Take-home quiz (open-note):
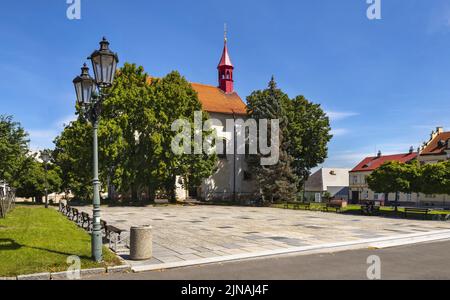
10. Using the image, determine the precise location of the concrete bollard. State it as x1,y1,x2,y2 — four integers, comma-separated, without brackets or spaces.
129,225,153,261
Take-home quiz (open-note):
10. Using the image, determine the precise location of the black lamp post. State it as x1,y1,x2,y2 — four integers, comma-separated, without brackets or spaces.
40,150,51,209
73,37,119,262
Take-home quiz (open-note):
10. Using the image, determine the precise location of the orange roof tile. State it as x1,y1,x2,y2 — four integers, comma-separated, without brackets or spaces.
190,82,246,116
350,152,418,173
146,77,247,116
421,132,450,155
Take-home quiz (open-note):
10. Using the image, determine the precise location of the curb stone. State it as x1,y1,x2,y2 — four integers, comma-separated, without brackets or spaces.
0,277,17,281
107,265,131,274
17,272,51,280
80,267,106,277
50,271,73,280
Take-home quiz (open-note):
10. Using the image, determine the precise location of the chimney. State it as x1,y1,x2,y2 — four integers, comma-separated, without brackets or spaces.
377,150,382,158
437,127,444,134
409,146,414,154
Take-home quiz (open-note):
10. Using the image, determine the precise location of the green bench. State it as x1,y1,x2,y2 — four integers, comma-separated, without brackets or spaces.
404,208,430,220
284,201,311,210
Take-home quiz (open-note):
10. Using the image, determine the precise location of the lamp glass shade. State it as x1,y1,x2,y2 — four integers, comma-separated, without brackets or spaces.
89,37,119,87
73,64,95,105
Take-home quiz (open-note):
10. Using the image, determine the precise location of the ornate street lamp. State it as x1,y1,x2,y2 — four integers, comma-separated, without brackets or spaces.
73,63,95,106
73,37,119,262
89,37,119,88
40,150,51,209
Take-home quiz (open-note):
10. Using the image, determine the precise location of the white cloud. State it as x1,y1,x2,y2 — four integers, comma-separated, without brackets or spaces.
28,114,77,150
326,111,359,121
330,128,349,137
320,151,372,169
28,129,57,139
57,115,77,130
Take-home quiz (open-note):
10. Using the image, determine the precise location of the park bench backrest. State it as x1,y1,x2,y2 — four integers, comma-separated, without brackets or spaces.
405,208,429,213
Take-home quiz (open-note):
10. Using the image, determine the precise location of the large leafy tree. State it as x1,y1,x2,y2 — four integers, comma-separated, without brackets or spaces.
54,64,217,203
367,161,411,211
246,77,331,203
150,71,217,202
100,63,155,202
421,161,450,196
285,96,332,187
246,77,298,203
0,115,29,187
53,119,93,201
15,156,62,202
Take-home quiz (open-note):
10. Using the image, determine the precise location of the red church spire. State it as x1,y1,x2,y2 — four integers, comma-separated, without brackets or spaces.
218,25,234,93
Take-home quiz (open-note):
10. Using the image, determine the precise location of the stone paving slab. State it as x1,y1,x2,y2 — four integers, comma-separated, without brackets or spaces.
76,205,450,270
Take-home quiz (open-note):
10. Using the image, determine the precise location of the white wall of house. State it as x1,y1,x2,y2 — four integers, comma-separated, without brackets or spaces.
348,170,418,204
304,168,350,202
176,112,258,201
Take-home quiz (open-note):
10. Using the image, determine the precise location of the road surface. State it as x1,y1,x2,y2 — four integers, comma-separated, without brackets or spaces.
90,240,450,280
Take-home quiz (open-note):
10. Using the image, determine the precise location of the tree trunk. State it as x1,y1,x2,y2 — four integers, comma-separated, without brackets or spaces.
395,191,399,213
147,184,156,204
131,185,138,203
168,175,177,204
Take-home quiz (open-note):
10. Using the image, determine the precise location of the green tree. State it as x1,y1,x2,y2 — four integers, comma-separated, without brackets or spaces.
246,77,298,203
367,161,411,211
0,115,29,187
15,157,62,202
100,63,155,202
421,161,449,196
53,118,93,201
150,71,217,203
284,96,332,187
54,64,217,203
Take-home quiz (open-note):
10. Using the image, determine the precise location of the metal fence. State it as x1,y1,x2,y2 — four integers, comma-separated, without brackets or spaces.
0,187,16,218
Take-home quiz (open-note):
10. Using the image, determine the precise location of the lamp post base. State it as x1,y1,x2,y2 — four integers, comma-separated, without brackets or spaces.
91,229,103,262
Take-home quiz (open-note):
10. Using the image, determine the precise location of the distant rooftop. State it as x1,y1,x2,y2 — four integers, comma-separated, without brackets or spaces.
350,152,418,173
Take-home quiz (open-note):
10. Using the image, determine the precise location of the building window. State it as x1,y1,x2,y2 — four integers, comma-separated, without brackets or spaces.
243,171,252,181
363,191,369,200
315,193,322,203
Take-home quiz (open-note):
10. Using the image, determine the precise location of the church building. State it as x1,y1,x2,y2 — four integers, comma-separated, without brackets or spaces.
175,36,258,202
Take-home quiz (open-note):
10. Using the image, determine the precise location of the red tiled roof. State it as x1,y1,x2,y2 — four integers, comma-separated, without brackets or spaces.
147,76,247,116
350,152,418,173
190,82,246,115
421,132,450,156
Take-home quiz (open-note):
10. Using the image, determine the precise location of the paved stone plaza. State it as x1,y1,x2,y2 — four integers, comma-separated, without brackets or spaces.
78,205,450,269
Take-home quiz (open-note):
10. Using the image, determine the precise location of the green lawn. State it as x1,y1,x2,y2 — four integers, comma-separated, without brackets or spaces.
272,203,450,217
0,206,121,277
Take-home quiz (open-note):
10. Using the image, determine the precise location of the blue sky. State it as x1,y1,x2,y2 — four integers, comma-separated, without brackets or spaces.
1,0,450,168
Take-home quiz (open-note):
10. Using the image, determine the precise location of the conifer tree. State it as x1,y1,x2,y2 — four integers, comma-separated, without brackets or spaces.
246,77,298,203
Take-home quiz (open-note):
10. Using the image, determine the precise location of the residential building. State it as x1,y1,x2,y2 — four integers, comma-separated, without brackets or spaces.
417,127,450,207
348,149,418,205
304,168,350,202
419,127,450,164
